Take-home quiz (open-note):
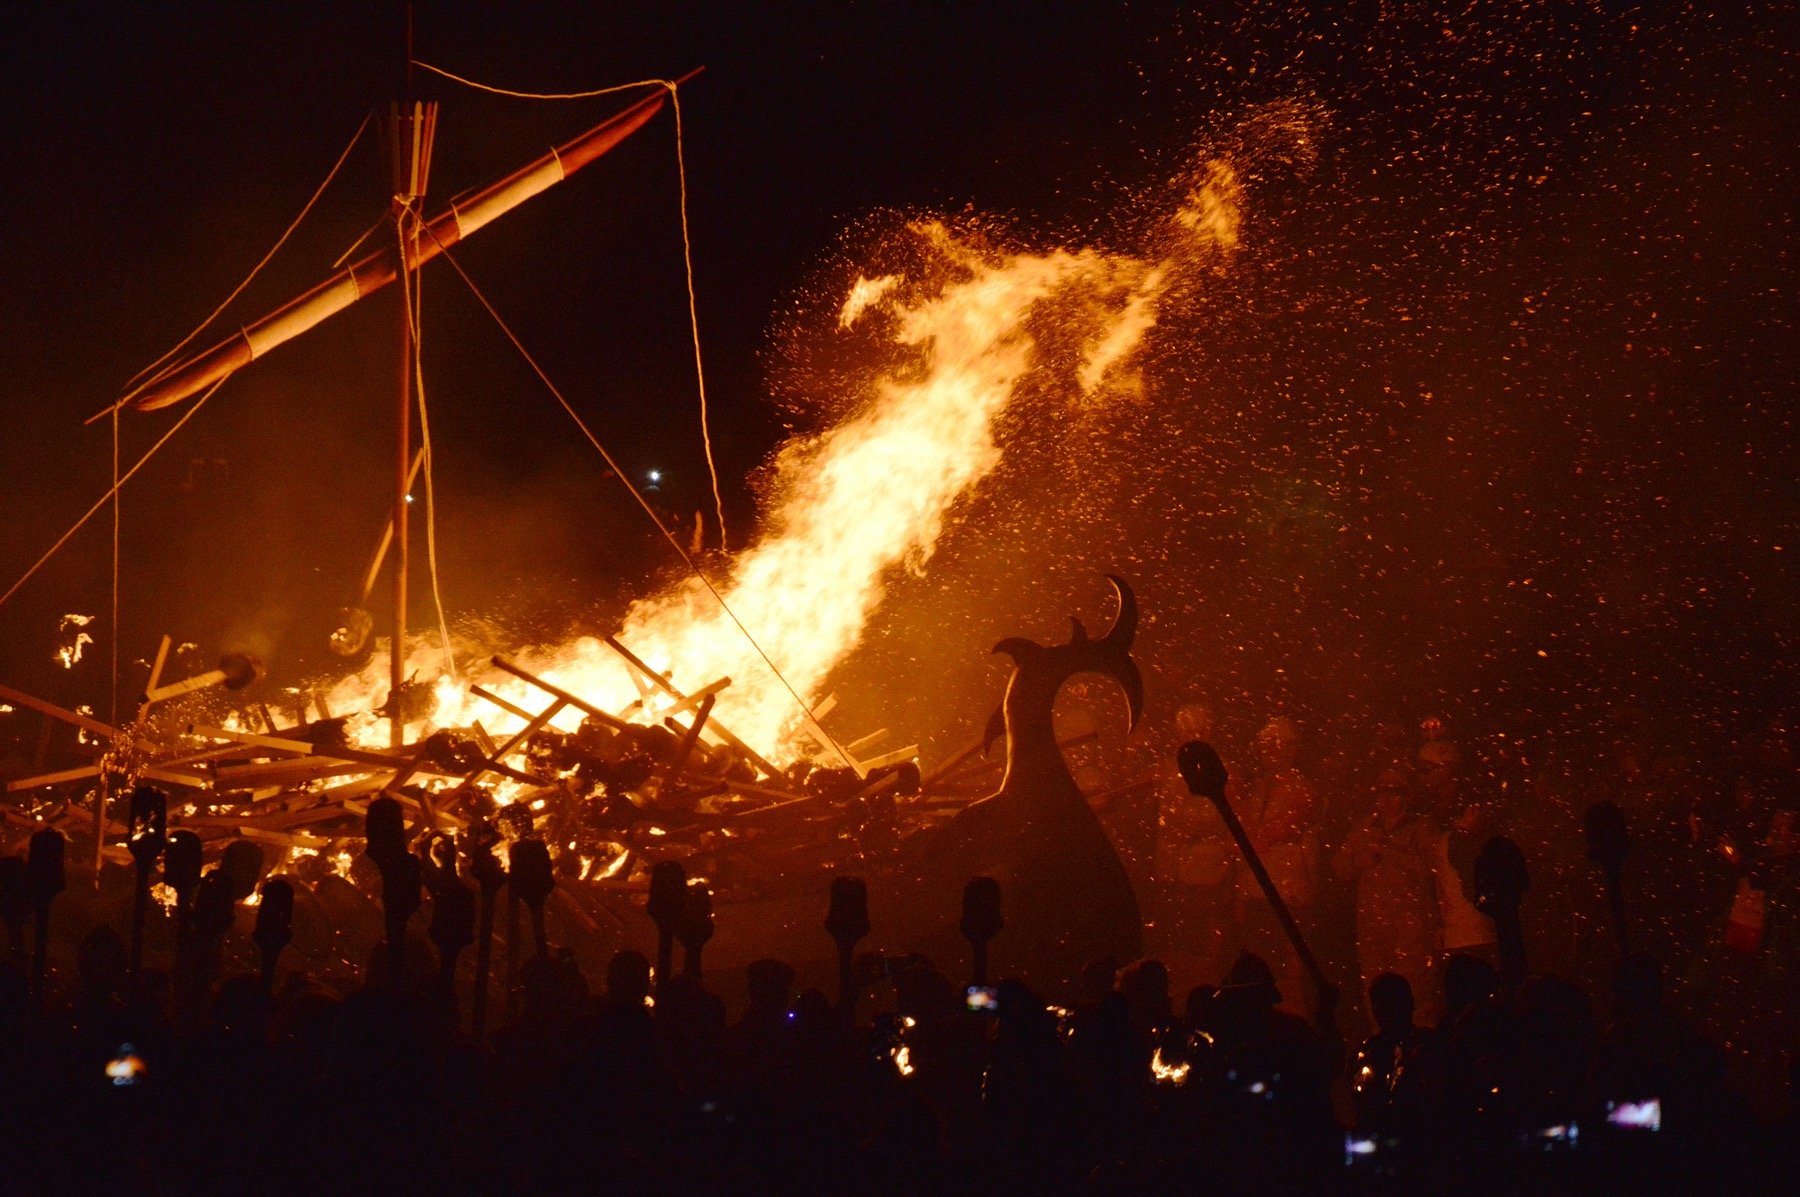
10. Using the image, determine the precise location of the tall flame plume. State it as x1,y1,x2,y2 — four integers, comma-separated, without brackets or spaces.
330,153,1264,761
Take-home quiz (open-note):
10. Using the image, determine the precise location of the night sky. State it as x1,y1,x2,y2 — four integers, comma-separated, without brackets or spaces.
0,3,1793,772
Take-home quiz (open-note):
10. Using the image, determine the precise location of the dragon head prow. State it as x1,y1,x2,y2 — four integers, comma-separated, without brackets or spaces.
983,576,1144,755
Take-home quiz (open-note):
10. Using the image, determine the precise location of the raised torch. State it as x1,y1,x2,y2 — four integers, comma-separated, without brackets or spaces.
91,69,701,424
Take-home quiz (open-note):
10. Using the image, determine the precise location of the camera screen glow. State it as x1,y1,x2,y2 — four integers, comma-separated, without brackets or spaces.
1607,1099,1662,1131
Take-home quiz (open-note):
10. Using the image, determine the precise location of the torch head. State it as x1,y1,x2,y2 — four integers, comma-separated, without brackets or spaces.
164,830,204,898
27,829,65,905
253,878,295,953
221,840,267,902
646,860,688,930
510,840,555,905
219,653,265,691
364,796,408,867
128,786,169,864
960,875,1004,944
825,875,871,944
679,881,715,950
1177,740,1230,803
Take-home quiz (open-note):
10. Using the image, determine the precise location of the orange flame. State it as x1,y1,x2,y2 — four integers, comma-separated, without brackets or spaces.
328,154,1260,763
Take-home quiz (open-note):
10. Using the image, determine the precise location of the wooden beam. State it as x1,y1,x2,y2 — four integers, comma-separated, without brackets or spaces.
595,640,780,779
489,657,629,730
0,683,117,742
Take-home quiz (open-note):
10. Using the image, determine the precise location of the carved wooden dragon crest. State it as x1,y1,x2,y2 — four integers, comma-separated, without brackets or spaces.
911,575,1145,981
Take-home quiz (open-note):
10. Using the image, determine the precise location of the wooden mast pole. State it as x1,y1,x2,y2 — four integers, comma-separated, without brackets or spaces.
386,4,435,746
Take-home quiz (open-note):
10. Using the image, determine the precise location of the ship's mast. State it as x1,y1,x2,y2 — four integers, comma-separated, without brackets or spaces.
384,3,436,745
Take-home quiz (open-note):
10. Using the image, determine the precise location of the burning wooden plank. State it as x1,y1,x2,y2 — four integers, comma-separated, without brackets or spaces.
142,652,264,706
594,640,780,779
184,724,320,757
5,764,103,793
469,684,535,723
3,762,208,794
212,759,375,790
656,692,716,795
662,677,730,719
858,745,920,772
490,656,630,731
0,683,124,744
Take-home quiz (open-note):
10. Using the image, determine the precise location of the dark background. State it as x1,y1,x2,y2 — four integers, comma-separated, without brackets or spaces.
0,2,1793,771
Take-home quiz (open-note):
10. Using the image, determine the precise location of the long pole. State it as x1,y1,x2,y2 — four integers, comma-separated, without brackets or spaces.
387,4,432,746
1177,741,1330,997
389,5,413,748
390,196,414,747
94,78,690,424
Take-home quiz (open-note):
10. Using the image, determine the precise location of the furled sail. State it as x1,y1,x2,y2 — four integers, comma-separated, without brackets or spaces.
95,74,694,422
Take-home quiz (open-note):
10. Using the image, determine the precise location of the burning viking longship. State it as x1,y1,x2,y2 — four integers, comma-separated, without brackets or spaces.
2,56,1265,1002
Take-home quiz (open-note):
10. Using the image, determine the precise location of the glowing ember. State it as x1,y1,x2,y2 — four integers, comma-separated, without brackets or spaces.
56,613,95,669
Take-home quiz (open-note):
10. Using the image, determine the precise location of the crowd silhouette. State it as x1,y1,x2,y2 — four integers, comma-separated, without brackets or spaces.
1,717,1797,1196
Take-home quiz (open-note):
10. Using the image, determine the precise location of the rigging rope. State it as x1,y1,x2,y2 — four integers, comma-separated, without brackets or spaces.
110,407,120,729
411,60,730,551
425,233,854,771
402,209,458,680
0,380,226,610
123,113,371,398
11,115,369,615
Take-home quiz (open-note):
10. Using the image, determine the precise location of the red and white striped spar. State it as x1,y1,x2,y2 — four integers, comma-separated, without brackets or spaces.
90,69,700,424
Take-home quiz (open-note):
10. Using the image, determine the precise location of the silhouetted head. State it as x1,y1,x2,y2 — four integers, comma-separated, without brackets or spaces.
663,972,725,1025
521,949,587,1022
1080,956,1121,1005
77,925,128,1006
1419,731,1461,804
213,973,275,1036
1220,951,1281,1009
1256,717,1301,767
1368,972,1415,1036
791,987,833,1036
994,979,1054,1041
746,957,796,1014
1175,702,1215,741
605,949,652,1007
1612,952,1664,1015
1443,953,1499,1021
1374,768,1412,826
1116,958,1172,1032
894,961,954,1023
